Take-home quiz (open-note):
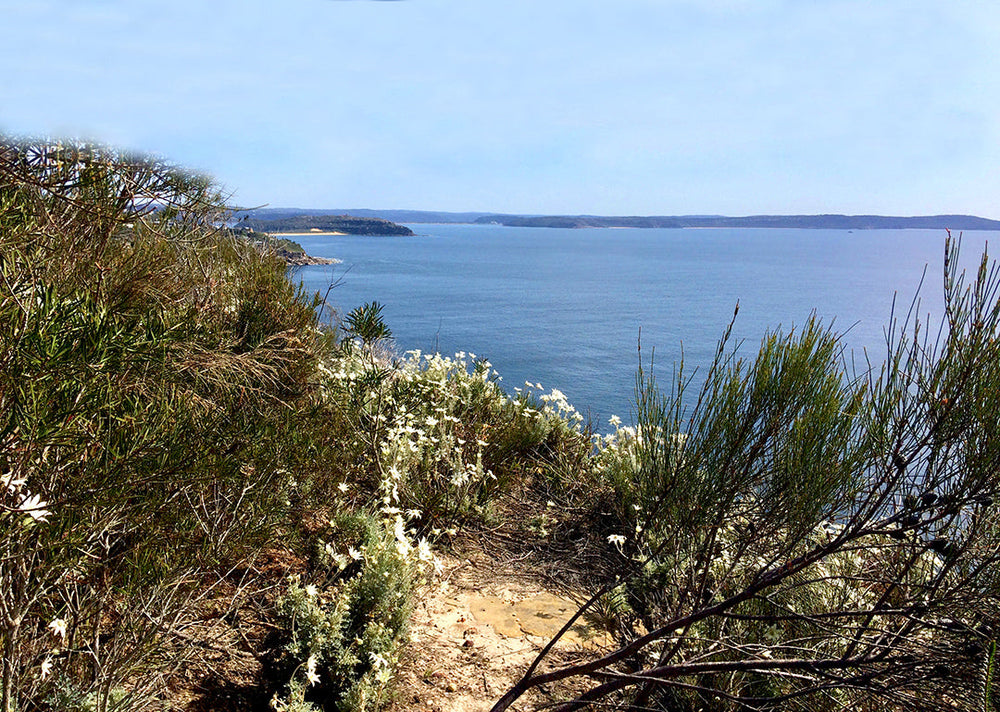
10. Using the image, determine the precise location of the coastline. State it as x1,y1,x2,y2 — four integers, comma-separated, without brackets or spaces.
276,230,349,236
274,232,344,264
284,253,341,266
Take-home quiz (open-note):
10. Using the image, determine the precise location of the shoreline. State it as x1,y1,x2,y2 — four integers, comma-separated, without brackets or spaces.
285,254,341,266
274,230,348,236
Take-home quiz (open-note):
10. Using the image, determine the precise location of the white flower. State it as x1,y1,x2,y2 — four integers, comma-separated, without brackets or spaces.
348,546,364,561
417,537,433,562
305,654,320,686
607,534,627,551
394,517,412,557
40,656,53,680
369,651,389,669
17,493,50,521
304,584,318,598
48,618,68,642
608,415,622,428
1,471,26,494
338,482,350,493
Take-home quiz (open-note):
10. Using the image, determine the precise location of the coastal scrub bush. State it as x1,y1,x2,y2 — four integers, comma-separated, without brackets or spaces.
270,511,413,712
494,237,1000,712
318,328,595,537
0,137,329,711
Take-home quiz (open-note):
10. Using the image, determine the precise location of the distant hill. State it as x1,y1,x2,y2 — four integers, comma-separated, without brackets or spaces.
239,214,414,236
473,214,1000,231
473,215,685,229
237,209,1000,231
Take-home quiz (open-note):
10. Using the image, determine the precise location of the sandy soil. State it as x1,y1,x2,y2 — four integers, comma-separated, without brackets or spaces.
391,552,610,712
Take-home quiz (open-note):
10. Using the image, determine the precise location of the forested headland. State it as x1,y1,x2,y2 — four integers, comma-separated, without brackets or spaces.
240,214,414,236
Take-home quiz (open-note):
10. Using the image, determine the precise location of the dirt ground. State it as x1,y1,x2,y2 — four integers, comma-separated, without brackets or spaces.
391,548,611,712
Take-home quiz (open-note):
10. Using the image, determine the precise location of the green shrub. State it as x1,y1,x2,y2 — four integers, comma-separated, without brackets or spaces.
318,329,595,536
495,239,1000,712
0,137,330,711
271,511,413,712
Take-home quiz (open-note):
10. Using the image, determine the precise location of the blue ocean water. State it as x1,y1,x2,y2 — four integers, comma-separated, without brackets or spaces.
290,225,995,427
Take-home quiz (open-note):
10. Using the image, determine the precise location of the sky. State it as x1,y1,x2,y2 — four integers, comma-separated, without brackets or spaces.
2,0,999,217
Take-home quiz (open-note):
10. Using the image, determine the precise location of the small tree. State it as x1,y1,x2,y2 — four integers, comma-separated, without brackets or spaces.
494,235,1000,712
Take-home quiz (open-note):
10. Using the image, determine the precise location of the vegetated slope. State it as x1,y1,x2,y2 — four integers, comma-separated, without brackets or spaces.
0,136,598,712
233,228,340,265
0,137,335,710
4,136,1000,712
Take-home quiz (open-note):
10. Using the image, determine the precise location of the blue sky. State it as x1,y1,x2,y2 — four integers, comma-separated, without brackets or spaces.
2,0,998,216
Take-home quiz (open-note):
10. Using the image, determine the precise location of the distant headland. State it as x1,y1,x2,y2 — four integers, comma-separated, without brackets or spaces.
239,213,415,236
241,208,1000,232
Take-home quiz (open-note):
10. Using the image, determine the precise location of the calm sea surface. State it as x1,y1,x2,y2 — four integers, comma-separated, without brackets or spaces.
290,225,995,427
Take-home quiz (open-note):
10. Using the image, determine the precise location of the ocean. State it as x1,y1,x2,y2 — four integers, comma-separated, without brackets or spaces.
290,224,995,428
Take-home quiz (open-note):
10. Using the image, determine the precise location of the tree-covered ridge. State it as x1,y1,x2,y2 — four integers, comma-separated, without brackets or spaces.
240,214,415,236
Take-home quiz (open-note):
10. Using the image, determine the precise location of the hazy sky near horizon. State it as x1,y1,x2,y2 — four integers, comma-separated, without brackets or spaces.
3,0,999,216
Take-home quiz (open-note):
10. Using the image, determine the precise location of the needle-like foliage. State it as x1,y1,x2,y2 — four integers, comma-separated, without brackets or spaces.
494,235,1000,712
0,136,325,712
